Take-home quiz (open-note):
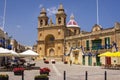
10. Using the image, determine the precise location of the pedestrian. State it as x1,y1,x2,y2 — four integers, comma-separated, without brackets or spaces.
70,59,72,66
43,57,46,61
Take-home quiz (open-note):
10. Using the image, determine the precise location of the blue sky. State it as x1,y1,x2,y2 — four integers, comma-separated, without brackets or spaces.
0,0,120,46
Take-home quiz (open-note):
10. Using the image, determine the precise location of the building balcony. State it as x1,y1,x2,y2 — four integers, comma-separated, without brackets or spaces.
84,45,113,54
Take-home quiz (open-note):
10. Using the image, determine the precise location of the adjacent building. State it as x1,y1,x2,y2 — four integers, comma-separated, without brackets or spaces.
37,4,120,66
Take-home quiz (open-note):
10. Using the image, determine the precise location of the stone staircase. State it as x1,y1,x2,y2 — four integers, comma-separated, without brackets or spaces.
46,56,62,61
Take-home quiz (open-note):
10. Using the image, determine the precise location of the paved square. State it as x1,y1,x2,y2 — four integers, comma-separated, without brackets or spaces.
0,61,120,80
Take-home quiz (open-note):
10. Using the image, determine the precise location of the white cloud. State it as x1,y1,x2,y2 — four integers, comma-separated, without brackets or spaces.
39,4,43,9
47,7,57,16
16,25,21,28
38,4,58,16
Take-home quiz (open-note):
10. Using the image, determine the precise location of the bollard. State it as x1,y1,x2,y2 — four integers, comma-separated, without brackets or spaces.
22,71,24,80
85,71,88,80
64,71,66,80
104,71,107,80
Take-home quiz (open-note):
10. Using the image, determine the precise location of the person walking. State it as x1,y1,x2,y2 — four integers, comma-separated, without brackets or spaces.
70,59,72,66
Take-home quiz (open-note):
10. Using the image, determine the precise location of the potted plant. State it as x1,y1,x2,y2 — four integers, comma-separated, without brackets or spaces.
44,60,49,64
52,61,55,64
64,61,68,64
35,74,49,80
40,67,50,75
51,59,55,64
13,67,24,75
0,74,9,80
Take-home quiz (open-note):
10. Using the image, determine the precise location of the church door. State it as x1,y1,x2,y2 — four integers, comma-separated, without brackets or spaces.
49,49,54,56
82,55,85,65
88,56,92,66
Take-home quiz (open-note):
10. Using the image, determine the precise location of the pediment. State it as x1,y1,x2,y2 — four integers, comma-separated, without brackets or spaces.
92,24,102,32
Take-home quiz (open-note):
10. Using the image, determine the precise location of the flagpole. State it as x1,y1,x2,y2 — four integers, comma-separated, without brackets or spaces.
3,0,7,30
96,0,99,25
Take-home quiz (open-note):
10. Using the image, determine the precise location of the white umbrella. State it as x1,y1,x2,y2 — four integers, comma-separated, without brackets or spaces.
0,47,12,65
19,50,39,57
19,50,39,63
9,50,19,57
0,47,12,56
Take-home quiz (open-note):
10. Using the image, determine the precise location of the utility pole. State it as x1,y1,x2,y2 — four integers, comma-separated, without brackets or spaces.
3,0,7,30
96,0,99,25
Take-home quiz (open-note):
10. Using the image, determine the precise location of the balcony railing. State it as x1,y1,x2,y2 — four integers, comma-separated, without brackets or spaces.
83,45,114,53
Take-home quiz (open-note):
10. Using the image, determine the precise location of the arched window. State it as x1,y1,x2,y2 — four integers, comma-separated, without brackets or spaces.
45,35,55,45
40,20,43,26
74,29,76,35
58,17,61,24
39,47,41,50
45,21,47,25
64,18,66,25
39,33,42,36
49,36,55,42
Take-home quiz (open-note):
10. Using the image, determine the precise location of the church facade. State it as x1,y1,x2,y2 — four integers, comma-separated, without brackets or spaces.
37,4,120,66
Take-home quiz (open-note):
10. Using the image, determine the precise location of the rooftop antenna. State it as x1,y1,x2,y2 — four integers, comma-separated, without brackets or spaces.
3,0,7,30
96,0,99,25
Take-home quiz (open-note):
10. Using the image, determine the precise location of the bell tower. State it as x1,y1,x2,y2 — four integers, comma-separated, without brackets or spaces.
37,4,67,60
38,8,48,27
56,4,67,26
